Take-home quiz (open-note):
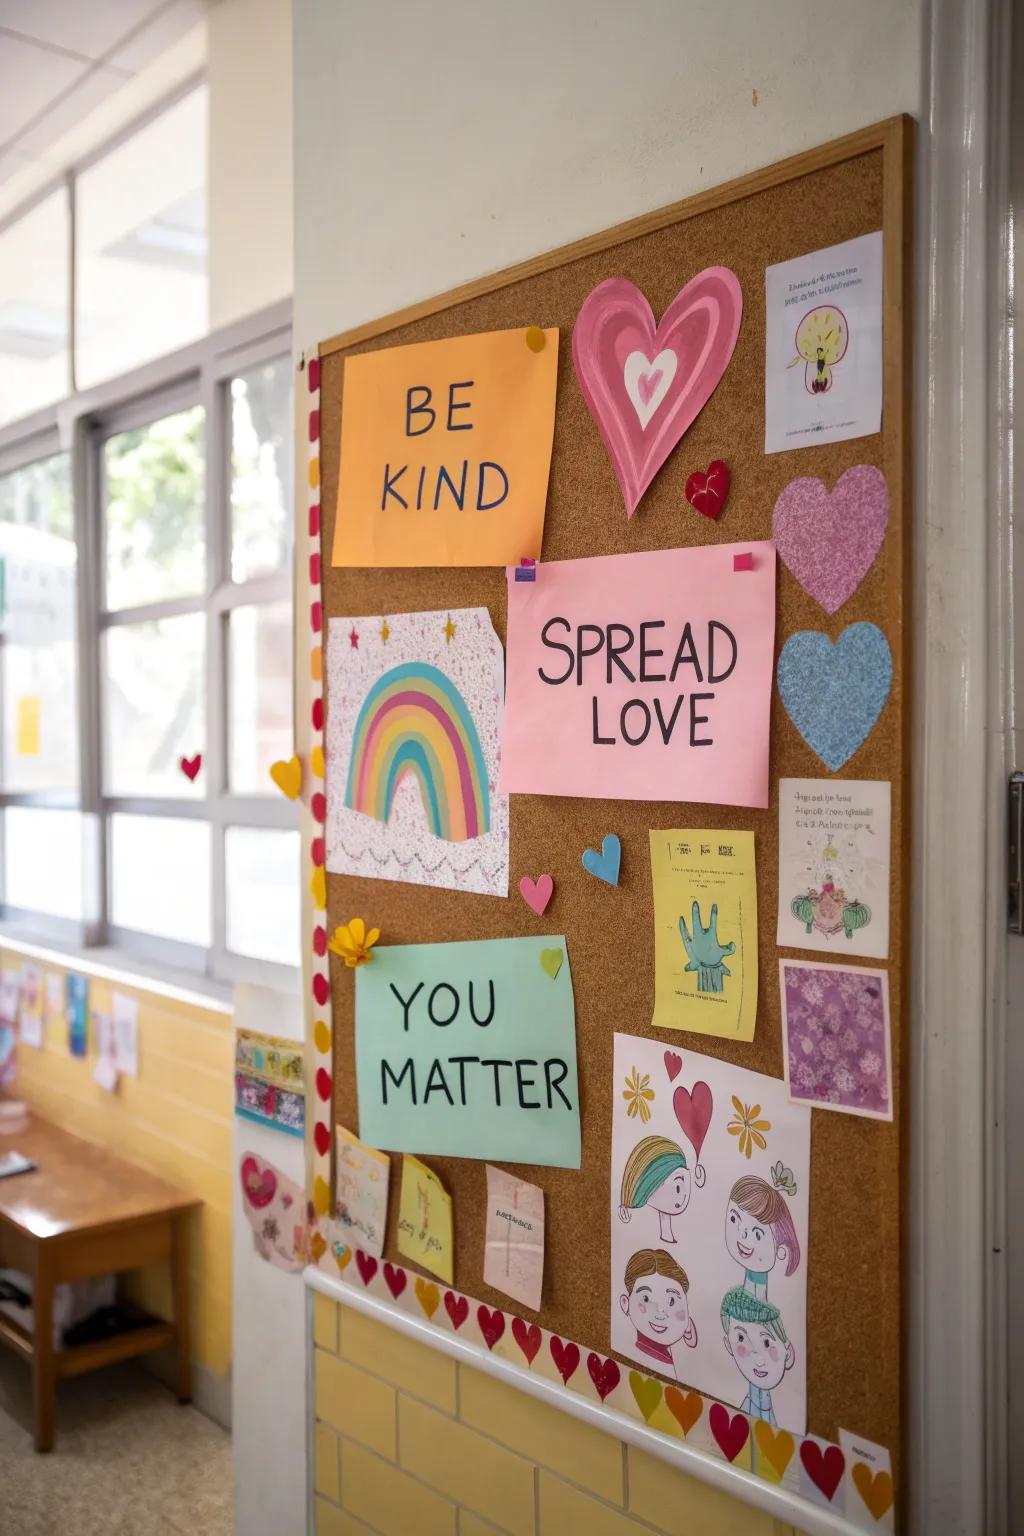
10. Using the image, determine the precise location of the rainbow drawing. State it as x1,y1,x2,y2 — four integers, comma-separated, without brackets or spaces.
344,662,490,842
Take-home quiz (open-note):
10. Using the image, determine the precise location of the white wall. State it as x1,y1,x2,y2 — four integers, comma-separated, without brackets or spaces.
293,0,922,348
208,0,294,327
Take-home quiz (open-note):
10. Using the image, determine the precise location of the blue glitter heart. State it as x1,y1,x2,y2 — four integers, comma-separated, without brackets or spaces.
777,623,892,771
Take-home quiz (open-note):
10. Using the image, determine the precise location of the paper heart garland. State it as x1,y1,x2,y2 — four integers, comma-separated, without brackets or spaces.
773,465,888,614
511,1317,541,1364
581,833,621,887
685,460,731,521
754,1421,795,1479
270,754,303,799
709,1402,750,1462
852,1463,895,1519
477,1304,505,1351
414,1277,440,1319
664,1385,703,1436
383,1262,406,1300
355,1251,378,1287
549,1335,580,1385
444,1291,468,1330
672,1079,713,1162
777,622,892,771
629,1371,663,1422
573,271,743,516
519,874,554,916
240,1155,276,1209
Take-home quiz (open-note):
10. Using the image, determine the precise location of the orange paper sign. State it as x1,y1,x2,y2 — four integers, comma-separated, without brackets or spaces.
332,327,559,567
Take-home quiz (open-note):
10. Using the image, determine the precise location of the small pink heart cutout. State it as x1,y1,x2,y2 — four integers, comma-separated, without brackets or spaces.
519,874,554,916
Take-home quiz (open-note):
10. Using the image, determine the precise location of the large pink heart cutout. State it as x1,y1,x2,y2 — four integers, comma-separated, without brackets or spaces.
572,271,743,517
773,464,889,615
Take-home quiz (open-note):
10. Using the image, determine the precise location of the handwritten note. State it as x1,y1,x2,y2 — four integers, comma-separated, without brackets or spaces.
335,1125,390,1258
484,1165,544,1310
501,544,776,807
333,327,559,568
397,1155,453,1283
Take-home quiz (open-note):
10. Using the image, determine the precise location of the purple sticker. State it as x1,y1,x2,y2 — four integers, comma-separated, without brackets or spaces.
779,960,892,1122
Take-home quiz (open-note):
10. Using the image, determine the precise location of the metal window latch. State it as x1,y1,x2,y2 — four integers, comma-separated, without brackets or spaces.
1010,773,1024,933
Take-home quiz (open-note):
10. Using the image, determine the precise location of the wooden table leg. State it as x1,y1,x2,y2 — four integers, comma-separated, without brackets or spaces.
32,1243,55,1453
170,1213,192,1404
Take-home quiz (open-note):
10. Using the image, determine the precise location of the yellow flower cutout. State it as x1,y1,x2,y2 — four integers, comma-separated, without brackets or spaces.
623,1067,655,1123
329,917,380,967
727,1095,771,1159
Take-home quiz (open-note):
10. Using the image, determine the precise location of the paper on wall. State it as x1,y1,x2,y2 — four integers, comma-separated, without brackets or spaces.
501,544,776,808
764,232,883,454
92,1012,118,1093
650,829,758,1041
335,1124,390,1258
0,970,20,1027
397,1154,453,1283
610,1032,810,1434
838,1427,895,1532
18,964,43,1048
355,936,580,1168
777,778,890,960
45,972,63,1023
780,960,892,1122
112,992,139,1076
332,327,559,568
483,1164,544,1311
326,607,509,898
66,973,88,1058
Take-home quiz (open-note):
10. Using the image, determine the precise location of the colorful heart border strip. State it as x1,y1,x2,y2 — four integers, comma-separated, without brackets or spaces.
303,346,891,1533
306,352,333,1227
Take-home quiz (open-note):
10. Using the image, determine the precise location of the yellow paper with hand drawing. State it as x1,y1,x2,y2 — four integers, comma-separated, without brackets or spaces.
397,1154,453,1284
650,829,757,1041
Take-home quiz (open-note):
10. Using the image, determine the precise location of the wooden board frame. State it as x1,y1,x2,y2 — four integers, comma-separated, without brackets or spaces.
310,114,913,1511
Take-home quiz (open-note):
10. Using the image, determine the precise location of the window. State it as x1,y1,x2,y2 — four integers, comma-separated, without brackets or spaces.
0,188,71,427
0,302,296,981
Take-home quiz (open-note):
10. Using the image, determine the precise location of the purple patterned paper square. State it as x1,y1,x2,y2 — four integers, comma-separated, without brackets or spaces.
779,960,892,1122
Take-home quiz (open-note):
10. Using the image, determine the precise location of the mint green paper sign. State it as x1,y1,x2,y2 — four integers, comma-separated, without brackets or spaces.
355,936,580,1168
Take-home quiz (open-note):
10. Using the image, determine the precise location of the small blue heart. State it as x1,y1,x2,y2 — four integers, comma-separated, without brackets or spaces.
777,622,892,771
581,833,621,887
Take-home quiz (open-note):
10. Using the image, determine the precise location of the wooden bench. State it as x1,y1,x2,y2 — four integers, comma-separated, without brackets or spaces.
0,1114,200,1451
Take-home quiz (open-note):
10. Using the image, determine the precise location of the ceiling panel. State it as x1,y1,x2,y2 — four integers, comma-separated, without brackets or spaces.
0,30,86,147
16,64,127,159
0,0,163,63
107,0,208,74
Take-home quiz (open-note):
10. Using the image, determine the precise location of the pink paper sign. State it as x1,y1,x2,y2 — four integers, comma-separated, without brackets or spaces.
483,1165,545,1311
500,544,776,807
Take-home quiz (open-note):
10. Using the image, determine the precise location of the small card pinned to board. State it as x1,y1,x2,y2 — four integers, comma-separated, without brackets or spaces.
397,1154,453,1284
483,1165,544,1311
335,1124,390,1259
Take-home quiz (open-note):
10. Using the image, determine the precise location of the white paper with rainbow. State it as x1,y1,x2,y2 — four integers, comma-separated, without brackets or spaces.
325,607,509,897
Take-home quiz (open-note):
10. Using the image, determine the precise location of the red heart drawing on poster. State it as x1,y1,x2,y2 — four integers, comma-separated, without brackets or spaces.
549,1335,580,1385
180,753,202,782
709,1402,749,1462
444,1291,468,1330
477,1305,505,1351
663,1050,682,1082
355,1250,377,1287
799,1440,845,1501
240,1155,276,1209
672,1080,713,1161
685,459,731,520
586,1352,621,1402
511,1317,541,1364
383,1262,406,1300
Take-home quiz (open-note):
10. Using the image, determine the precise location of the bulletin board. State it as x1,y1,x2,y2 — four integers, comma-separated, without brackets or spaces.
316,117,912,1467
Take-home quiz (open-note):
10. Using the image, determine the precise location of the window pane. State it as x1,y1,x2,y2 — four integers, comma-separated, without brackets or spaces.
4,808,83,919
111,813,210,946
230,359,292,582
76,86,208,389
225,826,300,965
0,187,70,427
104,404,205,609
0,453,78,790
228,601,292,792
104,614,204,797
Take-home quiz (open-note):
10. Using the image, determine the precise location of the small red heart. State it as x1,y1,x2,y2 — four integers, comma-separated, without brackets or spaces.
672,1080,714,1163
312,974,329,1006
383,1262,406,1300
799,1440,845,1501
315,1068,331,1102
180,753,202,782
240,1155,276,1208
549,1335,580,1385
664,1050,682,1082
444,1291,468,1330
586,1352,621,1401
685,459,730,520
313,1122,331,1156
355,1250,377,1287
313,926,328,956
477,1304,506,1350
709,1402,749,1462
511,1316,541,1364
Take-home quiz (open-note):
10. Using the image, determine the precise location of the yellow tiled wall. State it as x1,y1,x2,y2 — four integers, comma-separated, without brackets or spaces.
313,1294,798,1536
5,956,233,1387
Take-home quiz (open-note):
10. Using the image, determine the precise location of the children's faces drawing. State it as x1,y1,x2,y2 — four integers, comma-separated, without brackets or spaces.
610,1033,811,1433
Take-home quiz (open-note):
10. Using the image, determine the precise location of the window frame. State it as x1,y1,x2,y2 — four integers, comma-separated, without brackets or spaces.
0,297,298,987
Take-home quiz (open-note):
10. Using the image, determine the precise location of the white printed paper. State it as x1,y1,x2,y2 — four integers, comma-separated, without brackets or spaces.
18,964,44,1048
777,778,890,960
765,232,883,453
92,1012,119,1093
112,992,139,1076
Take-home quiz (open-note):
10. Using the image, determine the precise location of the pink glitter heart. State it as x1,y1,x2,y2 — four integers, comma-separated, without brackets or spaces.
773,465,888,616
573,271,743,517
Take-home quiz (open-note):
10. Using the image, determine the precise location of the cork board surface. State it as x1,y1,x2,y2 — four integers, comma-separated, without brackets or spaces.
320,125,910,1458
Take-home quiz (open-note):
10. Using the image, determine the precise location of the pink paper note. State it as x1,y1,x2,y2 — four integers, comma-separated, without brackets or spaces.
500,544,776,808
483,1165,544,1311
